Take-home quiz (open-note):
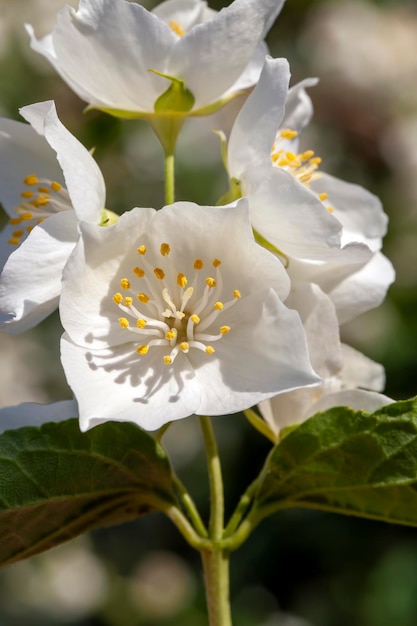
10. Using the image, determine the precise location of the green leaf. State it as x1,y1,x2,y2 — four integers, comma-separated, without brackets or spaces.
0,419,176,567
254,398,417,526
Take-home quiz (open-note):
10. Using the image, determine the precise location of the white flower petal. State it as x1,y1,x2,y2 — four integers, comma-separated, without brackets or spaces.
281,77,318,136
341,344,385,392
167,0,284,108
308,389,393,416
228,57,290,178
329,251,395,324
0,400,78,434
0,117,63,216
152,0,211,30
61,335,201,432
0,211,78,333
310,172,388,249
20,101,105,223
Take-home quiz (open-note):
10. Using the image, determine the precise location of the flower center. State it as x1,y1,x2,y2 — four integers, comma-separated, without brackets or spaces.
271,129,334,212
112,242,241,365
6,173,71,245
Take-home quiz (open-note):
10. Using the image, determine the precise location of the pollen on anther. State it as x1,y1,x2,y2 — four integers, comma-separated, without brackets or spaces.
20,212,33,221
8,238,20,245
318,192,328,201
154,267,165,280
120,278,130,290
177,273,188,288
9,217,22,225
136,345,149,355
33,194,50,207
280,128,298,140
51,181,62,192
118,317,129,328
180,342,189,352
133,266,145,278
124,297,133,306
212,258,221,268
163,355,173,365
205,346,215,354
214,301,224,311
166,329,176,340
20,191,33,198
206,277,216,288
194,259,204,270
233,290,241,299
137,319,147,328
113,292,123,305
138,292,150,303
220,325,231,335
12,230,24,237
38,186,50,194
191,314,200,324
169,19,185,37
24,174,39,186
137,245,146,255
160,243,170,256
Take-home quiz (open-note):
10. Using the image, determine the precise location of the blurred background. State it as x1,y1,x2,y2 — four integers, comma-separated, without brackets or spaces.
1,0,417,624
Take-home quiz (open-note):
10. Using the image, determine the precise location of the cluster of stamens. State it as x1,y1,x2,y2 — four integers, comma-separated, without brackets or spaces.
272,129,334,213
112,242,241,365
7,174,70,245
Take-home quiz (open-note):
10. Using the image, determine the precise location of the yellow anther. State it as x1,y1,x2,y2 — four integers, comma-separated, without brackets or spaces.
8,238,20,245
318,192,328,201
138,293,150,303
9,217,22,225
214,302,224,311
310,157,322,166
120,278,130,290
20,191,33,198
233,290,241,299
280,128,298,140
37,217,46,224
205,277,217,288
163,355,173,365
26,226,34,233
38,186,50,194
301,150,314,161
278,158,289,166
191,314,200,324
299,173,312,183
205,346,215,355
286,151,297,161
194,259,204,270
133,266,145,278
51,181,62,192
20,212,33,221
24,174,39,186
33,194,49,206
212,258,222,268
12,230,24,237
169,19,185,37
136,345,149,355
177,273,188,288
137,245,146,255
160,243,170,256
166,329,176,341
137,319,147,328
118,317,129,328
327,206,334,213
220,325,231,335
124,297,133,306
180,342,189,352
113,292,123,305
154,267,165,280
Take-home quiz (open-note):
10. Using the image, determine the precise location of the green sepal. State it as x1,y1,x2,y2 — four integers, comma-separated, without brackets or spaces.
252,398,417,527
0,419,176,567
151,70,195,114
216,178,242,206
253,228,289,268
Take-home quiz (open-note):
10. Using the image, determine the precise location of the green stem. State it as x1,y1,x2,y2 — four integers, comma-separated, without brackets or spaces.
165,505,211,551
199,416,224,541
165,150,175,205
223,477,259,538
201,547,233,626
172,474,209,539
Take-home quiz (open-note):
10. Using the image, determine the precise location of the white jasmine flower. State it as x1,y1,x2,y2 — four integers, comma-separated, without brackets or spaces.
258,284,392,438
60,200,320,431
0,100,114,333
27,0,284,119
226,56,394,317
